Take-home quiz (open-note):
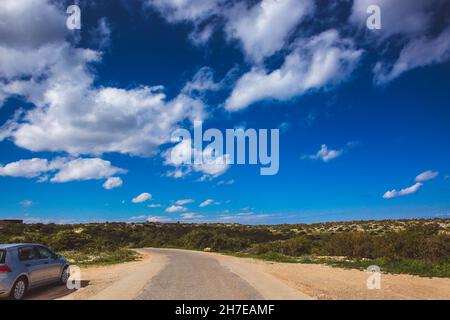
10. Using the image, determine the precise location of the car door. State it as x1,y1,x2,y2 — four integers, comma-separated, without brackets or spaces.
17,246,47,286
34,246,61,281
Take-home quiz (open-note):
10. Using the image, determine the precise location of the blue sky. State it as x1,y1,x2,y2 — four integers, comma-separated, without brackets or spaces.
0,0,449,224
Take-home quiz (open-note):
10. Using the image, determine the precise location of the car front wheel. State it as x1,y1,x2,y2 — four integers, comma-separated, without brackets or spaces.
10,277,27,300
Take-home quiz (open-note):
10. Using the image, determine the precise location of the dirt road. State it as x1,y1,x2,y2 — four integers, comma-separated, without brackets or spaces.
137,248,262,300
137,248,310,300
25,248,450,300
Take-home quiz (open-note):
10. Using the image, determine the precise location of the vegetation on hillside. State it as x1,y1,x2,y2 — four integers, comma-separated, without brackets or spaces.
0,218,449,276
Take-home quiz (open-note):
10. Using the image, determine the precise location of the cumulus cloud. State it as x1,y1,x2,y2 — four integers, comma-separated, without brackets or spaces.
350,0,437,38
351,0,450,84
163,138,230,179
225,30,362,110
304,144,343,162
175,199,195,205
2,81,205,156
165,205,187,213
146,0,224,23
147,1,379,111
199,199,215,208
373,28,450,84
0,0,66,79
132,193,153,203
148,203,162,208
148,0,313,62
51,158,126,183
0,0,206,158
181,212,204,219
415,170,439,182
146,216,173,222
130,215,172,222
224,0,314,62
143,0,450,96
302,142,358,162
0,157,125,184
383,182,423,199
0,158,51,178
384,169,439,199
103,177,123,190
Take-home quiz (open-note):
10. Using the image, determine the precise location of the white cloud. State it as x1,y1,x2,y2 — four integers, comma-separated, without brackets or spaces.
163,138,230,179
373,28,450,84
218,212,271,222
350,0,437,38
163,138,193,168
0,0,206,158
0,43,66,80
90,17,111,50
146,216,173,223
181,212,204,219
146,0,223,23
225,30,362,110
175,199,195,205
383,182,423,199
303,144,343,162
199,199,215,208
384,169,439,199
132,192,153,203
20,200,33,207
181,67,221,97
0,158,50,178
351,0,450,84
148,204,162,208
147,216,172,222
145,0,226,46
217,179,234,186
415,170,439,182
0,0,66,79
159,0,450,90
130,215,172,222
196,146,230,177
148,0,313,63
103,177,123,190
165,205,187,213
129,215,148,220
51,158,126,183
224,0,314,62
0,157,125,184
3,83,205,156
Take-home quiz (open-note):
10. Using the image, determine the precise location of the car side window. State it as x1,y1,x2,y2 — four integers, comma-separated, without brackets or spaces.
18,247,37,261
35,246,54,259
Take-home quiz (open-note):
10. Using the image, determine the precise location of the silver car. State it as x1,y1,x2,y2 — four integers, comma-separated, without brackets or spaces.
0,244,70,300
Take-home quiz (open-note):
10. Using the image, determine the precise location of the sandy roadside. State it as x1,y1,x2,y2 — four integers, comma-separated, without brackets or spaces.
57,249,167,300
208,253,450,300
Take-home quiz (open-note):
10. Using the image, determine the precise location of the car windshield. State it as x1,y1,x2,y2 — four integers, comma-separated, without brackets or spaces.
0,250,5,264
